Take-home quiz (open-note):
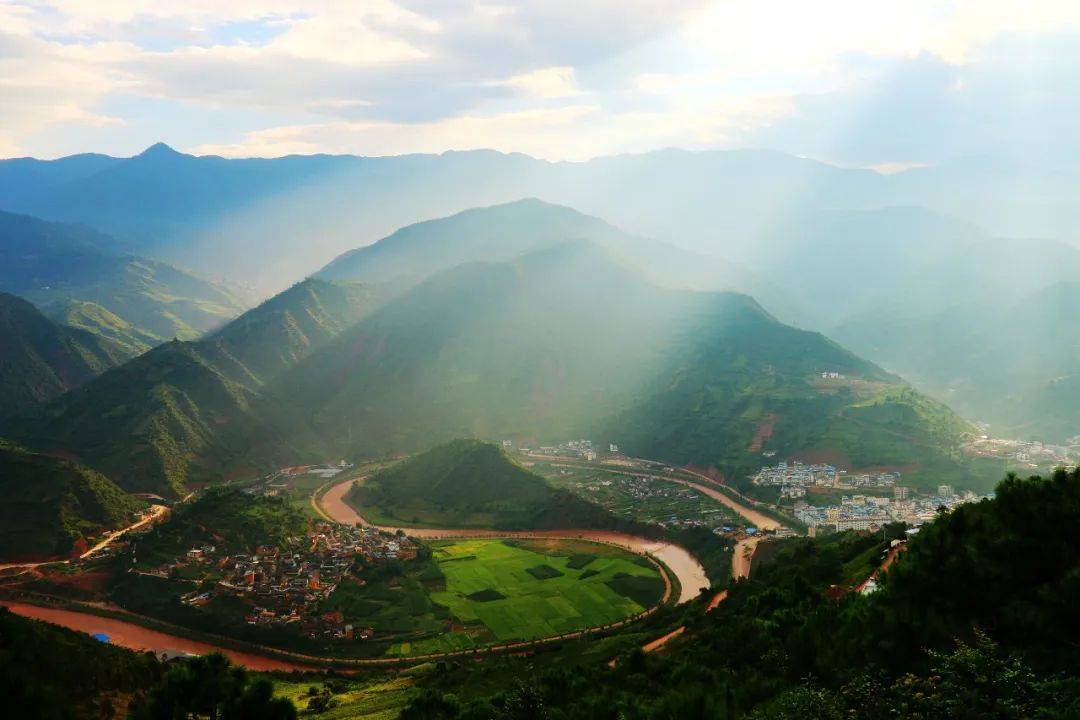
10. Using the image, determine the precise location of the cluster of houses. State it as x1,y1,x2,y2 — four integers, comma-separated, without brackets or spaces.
246,461,355,497
793,484,990,533
754,460,900,500
564,472,733,531
170,522,416,641
514,438,608,462
964,436,1079,468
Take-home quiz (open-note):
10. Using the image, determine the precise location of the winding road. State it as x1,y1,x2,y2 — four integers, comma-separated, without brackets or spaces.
0,504,170,575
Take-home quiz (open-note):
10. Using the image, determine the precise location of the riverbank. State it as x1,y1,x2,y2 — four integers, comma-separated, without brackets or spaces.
321,477,709,603
1,601,317,672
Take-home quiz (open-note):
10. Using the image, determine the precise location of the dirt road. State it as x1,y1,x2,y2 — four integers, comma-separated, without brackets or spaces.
0,504,170,575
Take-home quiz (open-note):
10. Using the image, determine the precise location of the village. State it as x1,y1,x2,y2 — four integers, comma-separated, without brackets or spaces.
964,433,1080,469
153,521,418,642
505,436,626,464
753,459,900,499
791,483,990,533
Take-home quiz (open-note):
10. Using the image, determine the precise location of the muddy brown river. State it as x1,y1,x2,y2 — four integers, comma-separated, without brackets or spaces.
319,478,710,603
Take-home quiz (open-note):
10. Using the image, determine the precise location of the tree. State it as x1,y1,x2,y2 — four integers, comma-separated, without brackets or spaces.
128,653,296,720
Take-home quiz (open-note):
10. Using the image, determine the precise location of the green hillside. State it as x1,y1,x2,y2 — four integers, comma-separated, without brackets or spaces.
8,341,291,497
0,607,164,719
0,210,248,351
275,242,982,491
4,278,382,496
0,292,129,417
52,300,163,357
348,439,647,531
132,486,307,567
202,277,381,387
0,439,141,561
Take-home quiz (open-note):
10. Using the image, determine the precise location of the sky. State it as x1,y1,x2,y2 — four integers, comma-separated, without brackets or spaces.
2,1,1080,167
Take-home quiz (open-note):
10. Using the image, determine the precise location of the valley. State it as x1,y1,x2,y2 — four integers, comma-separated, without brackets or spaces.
1,141,1077,719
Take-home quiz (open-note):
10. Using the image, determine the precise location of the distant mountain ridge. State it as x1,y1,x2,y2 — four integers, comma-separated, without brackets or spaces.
4,202,993,496
0,210,248,353
835,277,1080,442
317,198,798,321
8,143,1076,299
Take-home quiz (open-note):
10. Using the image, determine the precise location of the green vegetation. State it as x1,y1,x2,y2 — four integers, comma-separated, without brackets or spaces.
539,465,742,529
6,277,381,496
391,539,663,655
0,210,247,350
203,277,382,387
836,275,1080,444
9,341,295,496
273,676,416,720
131,487,307,567
0,606,164,720
55,300,162,357
348,440,653,533
399,468,1080,718
128,652,296,720
0,292,128,417
276,240,985,493
0,438,141,560
318,538,664,658
6,208,988,498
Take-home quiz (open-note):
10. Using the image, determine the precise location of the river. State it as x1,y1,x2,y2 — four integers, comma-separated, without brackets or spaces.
319,478,709,603
1,601,315,672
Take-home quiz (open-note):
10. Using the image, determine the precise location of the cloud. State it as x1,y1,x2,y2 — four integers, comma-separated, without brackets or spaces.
3,0,1080,163
189,92,795,160
489,67,582,99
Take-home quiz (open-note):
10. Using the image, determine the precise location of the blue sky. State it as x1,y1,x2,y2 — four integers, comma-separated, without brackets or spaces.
2,1,1079,167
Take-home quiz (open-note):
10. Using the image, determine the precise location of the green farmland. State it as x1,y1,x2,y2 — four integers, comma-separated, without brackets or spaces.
384,538,664,656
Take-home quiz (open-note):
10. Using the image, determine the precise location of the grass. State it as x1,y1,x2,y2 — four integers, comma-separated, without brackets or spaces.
273,676,416,720
420,539,661,645
371,538,664,657
525,564,564,580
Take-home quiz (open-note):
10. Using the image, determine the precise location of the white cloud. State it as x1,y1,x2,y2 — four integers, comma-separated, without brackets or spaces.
189,91,796,160
2,0,1080,161
489,66,582,99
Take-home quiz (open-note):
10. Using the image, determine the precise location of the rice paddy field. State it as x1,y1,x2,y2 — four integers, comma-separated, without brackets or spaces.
383,538,664,656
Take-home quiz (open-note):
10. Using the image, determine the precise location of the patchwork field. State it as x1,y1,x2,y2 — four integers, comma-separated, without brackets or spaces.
386,538,664,656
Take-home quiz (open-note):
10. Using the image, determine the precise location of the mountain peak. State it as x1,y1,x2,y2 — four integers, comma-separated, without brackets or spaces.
137,142,183,159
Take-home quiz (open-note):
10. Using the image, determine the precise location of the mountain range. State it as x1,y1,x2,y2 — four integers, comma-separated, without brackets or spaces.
0,292,127,417
0,210,248,354
1,201,995,497
0,198,1011,499
5,144,1078,297
4,277,380,496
